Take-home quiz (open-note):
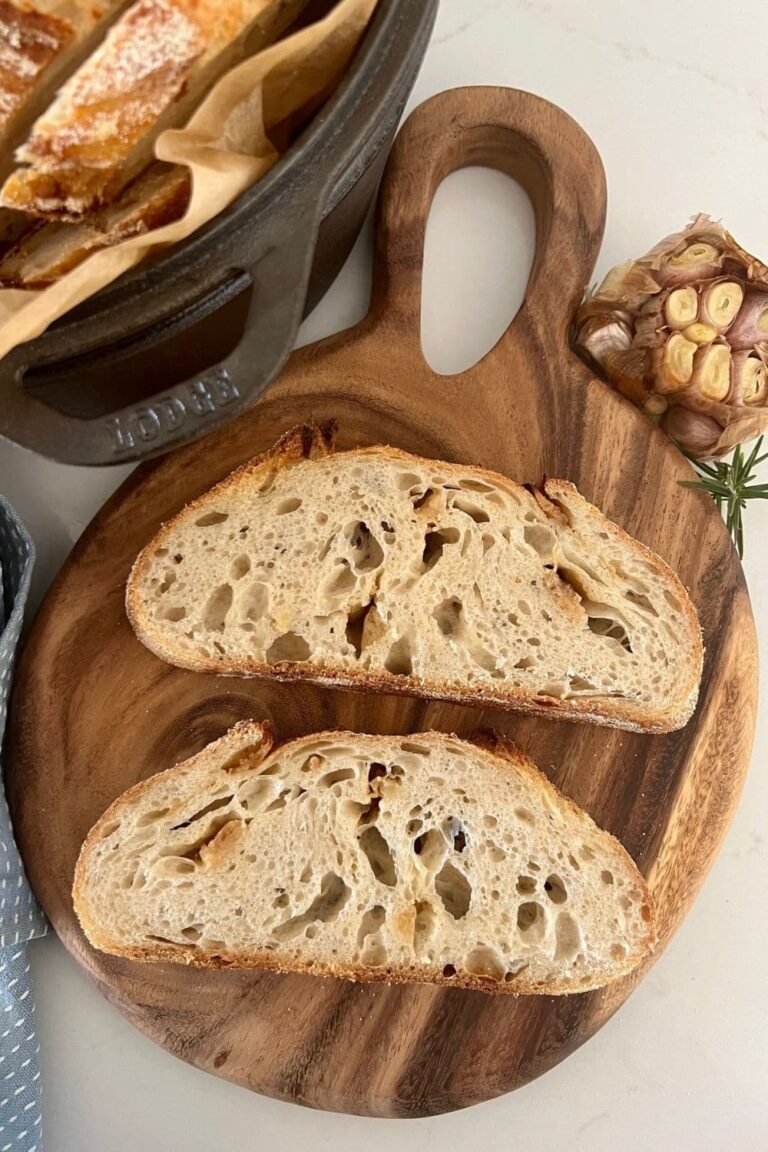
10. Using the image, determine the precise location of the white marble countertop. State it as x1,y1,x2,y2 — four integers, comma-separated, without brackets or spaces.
2,1,767,1148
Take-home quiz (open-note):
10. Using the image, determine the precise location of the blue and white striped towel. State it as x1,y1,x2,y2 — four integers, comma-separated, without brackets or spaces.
0,498,46,1152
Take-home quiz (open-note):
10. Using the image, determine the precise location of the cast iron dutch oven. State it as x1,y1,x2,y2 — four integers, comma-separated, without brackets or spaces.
0,0,438,465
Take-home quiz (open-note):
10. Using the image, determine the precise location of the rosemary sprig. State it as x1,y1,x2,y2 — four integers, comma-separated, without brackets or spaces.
679,435,768,559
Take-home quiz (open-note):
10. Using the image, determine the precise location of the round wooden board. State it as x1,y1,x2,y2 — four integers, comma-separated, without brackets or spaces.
6,88,758,1117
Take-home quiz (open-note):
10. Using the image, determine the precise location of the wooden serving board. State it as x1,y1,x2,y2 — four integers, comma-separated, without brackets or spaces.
6,88,758,1117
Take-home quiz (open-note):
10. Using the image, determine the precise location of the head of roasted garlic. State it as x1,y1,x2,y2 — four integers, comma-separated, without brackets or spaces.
573,214,768,459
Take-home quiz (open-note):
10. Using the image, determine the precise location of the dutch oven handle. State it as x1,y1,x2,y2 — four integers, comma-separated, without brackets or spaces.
0,187,325,466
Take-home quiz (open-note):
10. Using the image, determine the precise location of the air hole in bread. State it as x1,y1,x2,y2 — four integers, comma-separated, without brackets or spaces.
400,742,430,757
457,478,495,493
433,596,462,636
276,497,302,515
625,589,659,617
407,818,423,835
240,581,269,624
610,942,628,961
466,638,499,675
357,904,386,947
160,605,187,622
136,807,169,828
517,875,537,895
397,471,421,490
517,900,545,939
181,924,203,941
237,778,275,811
348,521,384,571
568,675,597,694
601,869,615,885
464,945,505,981
518,599,532,616
273,892,290,909
323,561,357,597
554,912,582,963
544,874,567,903
146,934,192,947
266,632,311,663
515,807,535,825
452,496,490,524
368,763,387,783
442,964,457,978
413,828,446,871
435,861,472,919
345,600,376,659
156,570,176,594
587,615,632,652
318,767,356,789
411,487,436,511
229,554,251,581
523,523,556,564
663,588,682,612
422,527,460,570
172,795,233,831
444,818,466,853
384,637,412,676
265,787,298,813
152,855,197,879
202,583,233,632
195,512,229,527
358,827,396,887
483,815,498,830
413,900,437,953
273,872,351,942
504,963,529,983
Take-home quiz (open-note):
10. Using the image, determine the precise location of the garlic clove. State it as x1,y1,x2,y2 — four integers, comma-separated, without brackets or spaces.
655,333,697,392
656,240,722,287
681,323,717,346
644,394,668,416
701,280,744,330
726,290,768,349
576,313,633,366
732,351,768,406
691,344,731,401
661,407,723,456
664,286,699,329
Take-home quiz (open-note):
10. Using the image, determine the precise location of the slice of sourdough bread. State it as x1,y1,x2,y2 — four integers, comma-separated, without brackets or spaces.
73,722,656,994
127,424,702,733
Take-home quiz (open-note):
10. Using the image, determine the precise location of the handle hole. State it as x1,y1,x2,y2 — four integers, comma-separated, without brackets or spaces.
420,167,535,376
22,281,253,420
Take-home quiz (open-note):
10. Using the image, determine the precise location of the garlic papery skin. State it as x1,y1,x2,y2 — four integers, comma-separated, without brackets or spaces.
727,291,768,349
661,407,724,456
733,351,768,406
573,213,768,459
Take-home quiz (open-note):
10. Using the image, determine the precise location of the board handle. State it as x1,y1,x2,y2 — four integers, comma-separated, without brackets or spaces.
370,86,607,365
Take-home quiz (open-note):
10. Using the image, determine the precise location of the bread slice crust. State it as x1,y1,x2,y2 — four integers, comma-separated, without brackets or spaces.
73,720,657,995
127,424,703,734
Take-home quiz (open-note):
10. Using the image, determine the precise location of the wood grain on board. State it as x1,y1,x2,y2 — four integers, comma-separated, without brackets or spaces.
5,87,757,1117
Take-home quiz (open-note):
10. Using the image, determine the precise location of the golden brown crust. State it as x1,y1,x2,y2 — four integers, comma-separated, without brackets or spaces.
0,161,190,286
73,724,657,996
127,424,703,735
0,1,74,139
0,0,281,218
